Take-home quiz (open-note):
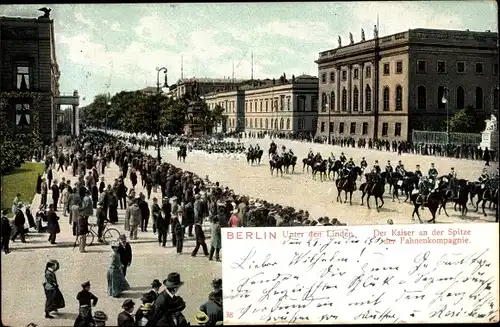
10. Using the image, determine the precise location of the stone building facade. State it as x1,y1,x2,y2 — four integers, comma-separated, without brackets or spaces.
0,14,60,143
316,28,499,141
203,75,319,134
172,77,246,100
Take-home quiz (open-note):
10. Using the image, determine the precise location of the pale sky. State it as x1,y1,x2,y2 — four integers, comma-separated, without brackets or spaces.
1,2,498,106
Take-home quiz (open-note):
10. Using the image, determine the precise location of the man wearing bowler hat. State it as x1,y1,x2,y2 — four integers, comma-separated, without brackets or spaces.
146,272,184,327
118,299,135,327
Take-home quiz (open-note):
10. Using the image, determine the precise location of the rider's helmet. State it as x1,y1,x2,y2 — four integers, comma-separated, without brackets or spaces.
349,157,353,161
387,160,391,164
416,164,420,169
341,152,344,155
431,163,435,167
362,157,365,160
375,160,379,164
398,160,402,165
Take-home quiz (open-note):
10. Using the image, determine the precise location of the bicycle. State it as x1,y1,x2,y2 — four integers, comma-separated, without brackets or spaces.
76,220,121,246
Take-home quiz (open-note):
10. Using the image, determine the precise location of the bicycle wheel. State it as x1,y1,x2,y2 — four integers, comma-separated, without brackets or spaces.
87,231,95,246
103,228,121,245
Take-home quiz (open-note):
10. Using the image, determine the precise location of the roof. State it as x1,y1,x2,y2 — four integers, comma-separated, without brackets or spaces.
177,77,247,84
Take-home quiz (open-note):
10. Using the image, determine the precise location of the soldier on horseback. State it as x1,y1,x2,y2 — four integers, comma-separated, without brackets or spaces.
385,160,393,174
339,152,347,163
346,158,355,170
415,165,422,178
373,160,381,174
360,157,367,170
308,149,314,159
428,163,438,184
396,160,406,176
329,152,336,162
479,167,490,189
314,152,322,162
448,167,457,179
288,148,294,156
417,176,432,204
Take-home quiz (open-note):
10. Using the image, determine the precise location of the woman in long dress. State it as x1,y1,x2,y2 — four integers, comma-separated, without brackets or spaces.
44,260,65,318
107,241,130,297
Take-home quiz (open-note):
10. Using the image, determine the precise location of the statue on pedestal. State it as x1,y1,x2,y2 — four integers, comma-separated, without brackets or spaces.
337,36,342,48
361,29,365,41
484,114,497,132
349,33,354,44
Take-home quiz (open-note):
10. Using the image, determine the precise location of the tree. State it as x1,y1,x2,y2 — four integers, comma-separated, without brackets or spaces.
449,105,488,133
200,104,224,134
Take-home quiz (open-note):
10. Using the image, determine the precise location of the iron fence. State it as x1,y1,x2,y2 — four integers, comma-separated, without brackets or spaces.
412,130,482,145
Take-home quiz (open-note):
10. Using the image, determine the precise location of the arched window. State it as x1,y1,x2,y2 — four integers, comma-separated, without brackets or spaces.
250,119,253,128
286,118,290,130
395,85,403,111
365,85,372,111
456,86,465,109
270,118,273,129
437,86,445,109
341,88,347,111
245,118,248,127
265,118,269,129
383,87,390,111
353,86,359,111
330,92,335,111
298,118,304,130
417,86,426,110
321,93,327,112
260,118,263,128
493,88,499,110
476,87,483,109
254,118,257,128
274,118,278,130
280,118,284,130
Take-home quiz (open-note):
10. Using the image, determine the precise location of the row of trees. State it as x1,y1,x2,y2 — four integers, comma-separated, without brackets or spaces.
80,91,225,135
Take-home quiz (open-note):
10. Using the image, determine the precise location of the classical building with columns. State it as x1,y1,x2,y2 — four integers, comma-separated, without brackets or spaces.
0,13,79,143
315,28,499,141
203,75,319,134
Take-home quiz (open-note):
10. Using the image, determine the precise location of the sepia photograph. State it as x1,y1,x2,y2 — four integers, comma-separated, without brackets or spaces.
0,1,498,326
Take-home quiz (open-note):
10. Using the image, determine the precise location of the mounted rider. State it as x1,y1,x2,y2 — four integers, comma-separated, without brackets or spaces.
307,149,314,159
415,165,423,178
373,160,381,174
396,160,406,176
428,163,438,184
339,152,347,163
447,167,458,198
385,161,393,177
479,167,490,188
314,152,322,162
255,143,260,151
360,157,367,170
417,176,433,204
288,149,294,156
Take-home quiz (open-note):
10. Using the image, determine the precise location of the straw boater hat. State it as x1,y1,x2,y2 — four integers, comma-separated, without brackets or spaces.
193,312,209,324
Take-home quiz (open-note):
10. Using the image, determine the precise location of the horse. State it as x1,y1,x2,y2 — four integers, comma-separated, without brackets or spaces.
302,157,314,173
328,160,343,180
176,145,187,162
282,153,297,174
335,166,362,205
410,178,450,223
247,149,263,165
312,160,328,181
390,172,419,202
360,172,387,212
452,179,471,216
269,156,284,177
469,182,487,211
479,185,499,217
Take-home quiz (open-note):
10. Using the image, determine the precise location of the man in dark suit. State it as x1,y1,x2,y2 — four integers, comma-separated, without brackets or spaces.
46,204,60,244
1,210,11,254
146,272,184,327
117,234,132,277
146,279,161,302
117,299,135,327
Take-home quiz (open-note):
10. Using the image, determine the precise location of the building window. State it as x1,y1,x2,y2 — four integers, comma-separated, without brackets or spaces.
437,61,446,74
456,86,465,109
339,122,345,134
395,85,403,111
456,61,466,74
493,88,499,110
353,68,359,79
274,118,278,129
437,86,446,109
342,70,347,81
280,118,285,130
475,62,484,74
265,100,268,112
250,119,253,128
250,102,253,111
365,66,371,78
321,93,327,112
298,96,305,111
287,97,291,110
341,88,347,111
311,97,318,112
16,65,30,91
365,85,372,111
265,118,269,129
417,60,426,73
321,122,325,132
260,101,263,112
330,71,335,83
382,123,388,136
15,103,31,126
394,123,401,137
245,101,248,112
350,122,356,135
383,63,390,75
353,86,359,111
330,92,335,111
260,118,263,128
286,118,290,130
298,118,304,130
312,118,317,130
245,118,248,127
254,118,257,128
321,73,327,83
383,87,390,111
396,61,403,74
494,64,499,76
270,119,273,129
476,87,483,109
417,85,426,110
280,95,285,111
329,122,333,133
274,99,278,111
362,122,368,135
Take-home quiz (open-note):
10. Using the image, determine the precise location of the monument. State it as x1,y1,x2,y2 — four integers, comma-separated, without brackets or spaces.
479,114,498,151
183,100,205,137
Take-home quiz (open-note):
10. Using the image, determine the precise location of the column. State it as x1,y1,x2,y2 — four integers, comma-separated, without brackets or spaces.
359,63,364,113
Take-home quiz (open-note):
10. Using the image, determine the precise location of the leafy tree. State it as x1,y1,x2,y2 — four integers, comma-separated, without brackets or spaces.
449,105,488,133
200,103,224,134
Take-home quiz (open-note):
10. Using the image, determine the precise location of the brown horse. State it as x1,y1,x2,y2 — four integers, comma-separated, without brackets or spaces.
336,166,362,205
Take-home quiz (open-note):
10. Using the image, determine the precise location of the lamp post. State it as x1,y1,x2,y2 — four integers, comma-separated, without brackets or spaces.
442,87,449,146
105,93,111,133
155,67,169,164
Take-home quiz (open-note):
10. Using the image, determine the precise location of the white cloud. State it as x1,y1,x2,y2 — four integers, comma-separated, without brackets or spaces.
134,14,179,46
74,12,97,29
110,22,124,32
188,30,237,59
258,20,333,43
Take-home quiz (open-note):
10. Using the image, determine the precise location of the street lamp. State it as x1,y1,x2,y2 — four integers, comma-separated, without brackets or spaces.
105,97,111,133
155,67,169,164
442,87,449,146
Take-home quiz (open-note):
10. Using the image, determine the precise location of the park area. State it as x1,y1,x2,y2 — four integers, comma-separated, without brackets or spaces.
1,162,44,216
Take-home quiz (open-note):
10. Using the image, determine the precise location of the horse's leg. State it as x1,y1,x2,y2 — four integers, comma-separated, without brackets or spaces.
361,191,365,205
375,197,380,212
379,196,385,208
427,206,437,223
366,194,371,209
349,191,353,205
337,188,342,203
404,190,409,202
441,200,449,217
482,198,488,217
